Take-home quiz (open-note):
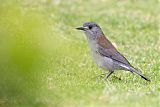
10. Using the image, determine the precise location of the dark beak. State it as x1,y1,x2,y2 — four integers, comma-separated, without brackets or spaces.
76,26,88,31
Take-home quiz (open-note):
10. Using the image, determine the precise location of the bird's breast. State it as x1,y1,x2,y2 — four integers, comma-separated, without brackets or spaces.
88,41,103,67
88,41,114,70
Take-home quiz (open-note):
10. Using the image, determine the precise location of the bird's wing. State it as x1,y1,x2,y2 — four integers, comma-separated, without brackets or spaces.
97,36,131,66
98,46,131,66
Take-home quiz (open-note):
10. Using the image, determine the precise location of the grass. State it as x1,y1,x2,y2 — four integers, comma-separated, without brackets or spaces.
0,0,159,107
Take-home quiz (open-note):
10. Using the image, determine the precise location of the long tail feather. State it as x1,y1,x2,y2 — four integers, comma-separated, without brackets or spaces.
129,66,151,82
119,63,151,82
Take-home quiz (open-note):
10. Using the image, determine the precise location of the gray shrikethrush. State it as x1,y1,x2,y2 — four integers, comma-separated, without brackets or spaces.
76,22,150,82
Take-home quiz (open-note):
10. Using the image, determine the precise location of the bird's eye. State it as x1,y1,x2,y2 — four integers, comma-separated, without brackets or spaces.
88,25,92,29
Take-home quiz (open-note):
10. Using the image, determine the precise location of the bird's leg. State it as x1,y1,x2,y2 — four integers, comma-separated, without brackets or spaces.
105,70,114,79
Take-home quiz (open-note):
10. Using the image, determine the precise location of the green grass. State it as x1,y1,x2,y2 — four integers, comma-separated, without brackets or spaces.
0,0,159,107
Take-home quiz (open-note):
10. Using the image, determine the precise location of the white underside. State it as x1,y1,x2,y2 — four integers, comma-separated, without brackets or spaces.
88,40,114,71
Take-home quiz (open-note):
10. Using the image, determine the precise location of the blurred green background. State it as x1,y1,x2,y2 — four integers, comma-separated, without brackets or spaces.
0,0,159,107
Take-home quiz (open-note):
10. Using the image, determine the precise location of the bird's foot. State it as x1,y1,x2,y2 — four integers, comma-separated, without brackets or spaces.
112,76,122,80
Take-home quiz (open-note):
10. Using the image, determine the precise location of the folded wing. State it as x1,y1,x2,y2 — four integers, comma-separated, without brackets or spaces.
97,36,131,66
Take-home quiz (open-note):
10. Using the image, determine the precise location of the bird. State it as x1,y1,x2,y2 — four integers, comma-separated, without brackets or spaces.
76,22,150,82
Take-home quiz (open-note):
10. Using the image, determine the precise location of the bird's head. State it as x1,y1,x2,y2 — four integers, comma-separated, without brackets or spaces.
76,22,104,40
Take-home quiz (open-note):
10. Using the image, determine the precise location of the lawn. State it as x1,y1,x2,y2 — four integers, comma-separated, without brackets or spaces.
0,0,159,107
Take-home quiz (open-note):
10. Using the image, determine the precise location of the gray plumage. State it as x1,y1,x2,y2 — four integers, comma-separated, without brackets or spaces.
76,22,150,82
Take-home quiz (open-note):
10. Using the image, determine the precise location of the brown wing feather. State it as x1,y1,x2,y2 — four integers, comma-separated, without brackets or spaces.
98,36,116,49
98,36,131,66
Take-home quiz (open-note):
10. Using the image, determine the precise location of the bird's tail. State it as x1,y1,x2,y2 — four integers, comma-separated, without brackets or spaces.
129,66,150,82
120,63,151,82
